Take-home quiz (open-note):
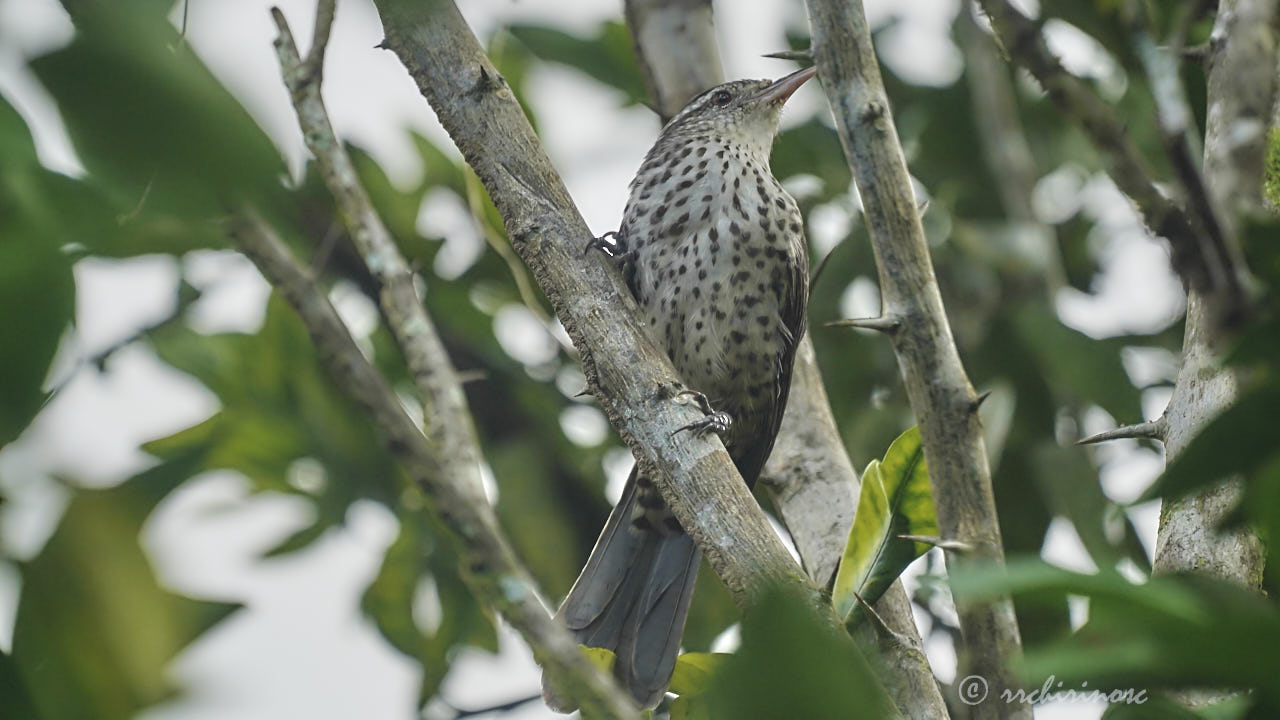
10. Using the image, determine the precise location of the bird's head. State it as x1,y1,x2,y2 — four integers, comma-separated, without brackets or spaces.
659,66,817,159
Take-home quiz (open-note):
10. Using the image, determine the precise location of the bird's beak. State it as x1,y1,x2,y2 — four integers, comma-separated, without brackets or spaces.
754,66,817,106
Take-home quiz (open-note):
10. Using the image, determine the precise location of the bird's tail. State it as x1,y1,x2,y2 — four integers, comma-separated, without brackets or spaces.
542,466,701,711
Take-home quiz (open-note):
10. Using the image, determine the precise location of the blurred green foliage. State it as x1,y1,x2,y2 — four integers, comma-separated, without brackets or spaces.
2,1,1279,719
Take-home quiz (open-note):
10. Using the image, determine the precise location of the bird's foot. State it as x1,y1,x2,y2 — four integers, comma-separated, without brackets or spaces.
672,390,733,438
584,230,636,284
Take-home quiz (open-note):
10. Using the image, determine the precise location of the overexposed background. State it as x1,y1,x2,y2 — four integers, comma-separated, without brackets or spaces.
0,0,1176,717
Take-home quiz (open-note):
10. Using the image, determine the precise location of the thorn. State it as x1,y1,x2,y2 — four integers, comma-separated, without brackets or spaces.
970,390,992,413
825,316,900,333
455,369,488,385
763,48,813,61
1076,419,1166,446
374,38,389,50
1179,42,1209,62
917,198,930,216
898,534,975,552
853,593,913,648
573,387,593,398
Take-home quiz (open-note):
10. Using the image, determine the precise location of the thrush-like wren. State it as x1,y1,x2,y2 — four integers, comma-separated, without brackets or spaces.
544,66,815,711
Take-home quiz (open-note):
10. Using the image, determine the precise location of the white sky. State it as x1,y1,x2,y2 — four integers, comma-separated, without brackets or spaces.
0,1,1180,718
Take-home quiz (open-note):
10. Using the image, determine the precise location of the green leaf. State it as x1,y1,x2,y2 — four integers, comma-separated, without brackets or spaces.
580,645,617,674
951,559,1280,710
506,23,648,106
361,505,497,708
832,426,938,621
29,11,285,223
146,296,404,554
668,652,730,696
11,456,240,720
0,231,74,445
0,645,40,720
1013,305,1142,424
705,588,895,720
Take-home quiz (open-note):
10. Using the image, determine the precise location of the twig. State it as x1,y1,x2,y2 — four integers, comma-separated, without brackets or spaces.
371,0,816,608
227,212,639,720
441,692,542,719
975,0,1251,324
803,1,1028,718
267,6,637,717
272,2,486,499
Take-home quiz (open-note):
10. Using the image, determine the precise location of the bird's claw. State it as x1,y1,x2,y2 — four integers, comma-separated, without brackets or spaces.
672,390,733,438
584,230,625,257
585,230,636,286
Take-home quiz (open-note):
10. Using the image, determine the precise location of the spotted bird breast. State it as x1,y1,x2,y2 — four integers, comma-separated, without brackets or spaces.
620,142,808,460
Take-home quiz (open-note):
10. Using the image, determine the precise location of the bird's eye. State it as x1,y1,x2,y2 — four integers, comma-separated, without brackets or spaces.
712,90,732,106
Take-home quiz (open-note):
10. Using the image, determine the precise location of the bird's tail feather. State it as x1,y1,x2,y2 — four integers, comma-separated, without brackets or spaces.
542,467,701,711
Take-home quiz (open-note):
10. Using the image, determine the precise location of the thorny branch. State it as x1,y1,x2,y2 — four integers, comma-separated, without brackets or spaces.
804,1,1029,717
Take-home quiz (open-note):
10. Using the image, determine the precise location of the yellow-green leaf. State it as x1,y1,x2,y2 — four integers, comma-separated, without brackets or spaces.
832,426,938,621
669,652,730,696
579,645,617,674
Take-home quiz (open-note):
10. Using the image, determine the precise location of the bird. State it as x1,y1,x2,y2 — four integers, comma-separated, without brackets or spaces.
543,66,815,712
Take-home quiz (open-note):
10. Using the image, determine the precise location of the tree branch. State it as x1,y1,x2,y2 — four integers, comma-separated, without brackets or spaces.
226,212,639,720
370,0,815,608
624,0,724,123
803,1,1028,717
270,3,486,495
1153,0,1273,591
975,0,1252,325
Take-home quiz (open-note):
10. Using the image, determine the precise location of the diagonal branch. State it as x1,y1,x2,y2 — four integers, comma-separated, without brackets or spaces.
976,0,1252,324
227,211,639,720
802,1,1028,717
370,0,815,608
267,4,637,715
